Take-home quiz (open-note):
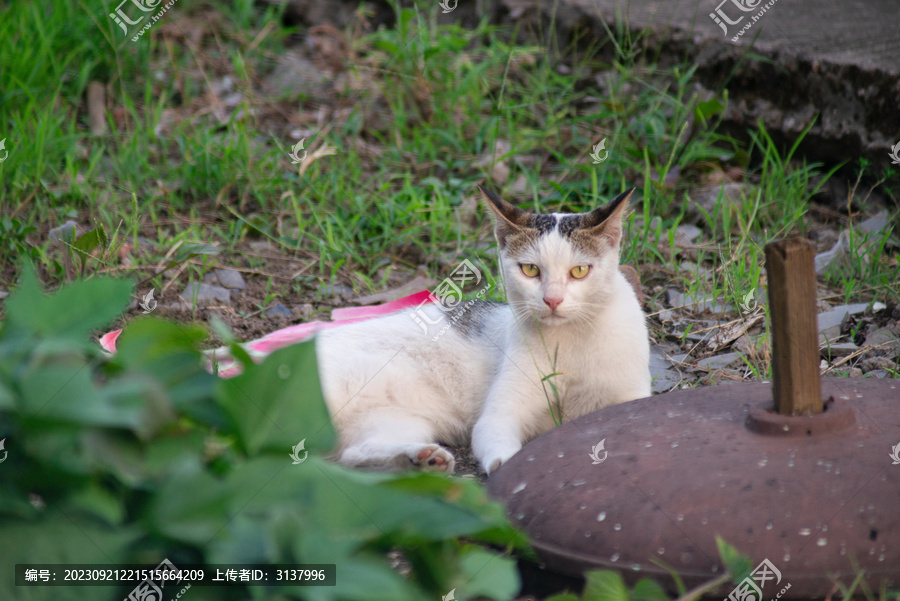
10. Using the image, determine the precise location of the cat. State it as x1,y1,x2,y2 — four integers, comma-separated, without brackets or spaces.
315,185,651,474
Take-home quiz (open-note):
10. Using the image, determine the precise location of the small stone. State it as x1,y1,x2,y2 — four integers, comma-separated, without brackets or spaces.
832,366,864,378
817,305,863,332
651,370,682,394
694,352,743,371
686,330,716,344
666,290,730,314
266,303,293,318
816,299,833,313
863,326,900,358
817,304,871,344
321,283,354,300
0,290,8,300
264,50,333,100
842,303,872,315
820,342,859,358
165,299,193,311
670,318,719,344
733,334,757,356
293,303,314,321
859,356,897,373
509,174,529,195
205,268,246,290
249,241,273,252
677,224,702,242
222,92,243,109
689,183,756,215
180,282,231,306
669,229,692,251
652,165,680,190
700,368,744,385
858,211,890,235
453,194,480,230
48,220,78,244
814,230,850,274
733,335,751,355
818,326,844,346
475,139,512,185
490,161,510,184
864,370,891,379
649,348,672,377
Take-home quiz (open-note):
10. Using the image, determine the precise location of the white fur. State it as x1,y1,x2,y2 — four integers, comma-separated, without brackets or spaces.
316,206,651,474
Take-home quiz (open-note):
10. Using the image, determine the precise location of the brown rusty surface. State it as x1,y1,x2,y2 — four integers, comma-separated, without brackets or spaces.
487,378,900,597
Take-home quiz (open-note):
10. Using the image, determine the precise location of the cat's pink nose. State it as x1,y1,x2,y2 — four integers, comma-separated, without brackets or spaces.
543,297,563,311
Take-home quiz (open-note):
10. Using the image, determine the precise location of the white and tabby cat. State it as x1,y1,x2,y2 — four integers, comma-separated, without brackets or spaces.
316,186,651,474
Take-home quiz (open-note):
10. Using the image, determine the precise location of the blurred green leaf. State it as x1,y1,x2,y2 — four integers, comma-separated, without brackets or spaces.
716,536,753,582
150,457,233,545
694,98,724,123
0,379,15,409
583,570,630,601
458,544,519,600
372,39,399,54
72,225,108,257
398,8,415,33
303,556,428,601
5,264,131,341
216,339,335,456
384,471,531,550
17,350,153,430
0,514,139,601
68,483,125,526
112,318,224,429
632,578,669,601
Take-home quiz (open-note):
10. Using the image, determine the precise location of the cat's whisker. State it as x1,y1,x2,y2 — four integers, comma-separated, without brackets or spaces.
575,308,601,328
506,300,535,323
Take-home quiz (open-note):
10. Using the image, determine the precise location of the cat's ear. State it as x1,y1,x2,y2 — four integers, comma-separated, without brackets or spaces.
582,187,634,246
478,185,530,247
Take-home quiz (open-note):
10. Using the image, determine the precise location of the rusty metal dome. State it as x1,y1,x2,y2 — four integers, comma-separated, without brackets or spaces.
487,378,900,597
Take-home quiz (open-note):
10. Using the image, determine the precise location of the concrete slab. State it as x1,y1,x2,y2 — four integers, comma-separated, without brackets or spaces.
500,0,900,170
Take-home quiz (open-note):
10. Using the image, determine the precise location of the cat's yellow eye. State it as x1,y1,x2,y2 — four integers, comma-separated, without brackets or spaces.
520,264,540,278
570,265,591,279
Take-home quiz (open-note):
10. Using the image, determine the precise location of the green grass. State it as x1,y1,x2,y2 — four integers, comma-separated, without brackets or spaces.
0,0,897,314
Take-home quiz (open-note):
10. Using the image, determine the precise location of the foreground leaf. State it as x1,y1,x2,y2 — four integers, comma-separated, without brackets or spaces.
582,570,630,601
216,339,336,456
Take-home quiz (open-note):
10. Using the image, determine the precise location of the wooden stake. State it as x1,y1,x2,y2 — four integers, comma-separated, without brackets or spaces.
765,238,822,415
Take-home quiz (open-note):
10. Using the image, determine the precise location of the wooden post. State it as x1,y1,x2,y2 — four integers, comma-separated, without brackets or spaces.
765,238,822,415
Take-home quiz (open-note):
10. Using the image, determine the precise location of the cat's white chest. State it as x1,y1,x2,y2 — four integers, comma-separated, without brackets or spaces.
517,299,651,424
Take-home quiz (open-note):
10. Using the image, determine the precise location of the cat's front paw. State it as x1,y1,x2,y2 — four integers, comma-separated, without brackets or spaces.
408,444,456,474
479,444,521,475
